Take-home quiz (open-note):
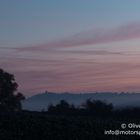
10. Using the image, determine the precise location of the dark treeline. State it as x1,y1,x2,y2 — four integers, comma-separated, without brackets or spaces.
47,99,113,116
47,99,140,119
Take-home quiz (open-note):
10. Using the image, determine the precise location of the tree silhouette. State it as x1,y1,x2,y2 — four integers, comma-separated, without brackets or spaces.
56,100,70,109
48,100,77,115
84,99,113,115
0,68,25,111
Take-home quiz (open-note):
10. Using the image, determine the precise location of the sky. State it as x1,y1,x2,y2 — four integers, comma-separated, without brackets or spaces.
1,0,140,96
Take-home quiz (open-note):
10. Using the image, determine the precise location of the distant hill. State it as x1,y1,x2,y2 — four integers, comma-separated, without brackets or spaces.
22,92,140,111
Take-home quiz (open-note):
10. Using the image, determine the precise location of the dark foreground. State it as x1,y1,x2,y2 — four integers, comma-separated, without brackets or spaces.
0,111,140,140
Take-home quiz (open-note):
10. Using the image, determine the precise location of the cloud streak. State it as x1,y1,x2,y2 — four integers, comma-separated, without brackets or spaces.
1,55,140,96
61,50,123,55
17,22,140,51
2,22,140,96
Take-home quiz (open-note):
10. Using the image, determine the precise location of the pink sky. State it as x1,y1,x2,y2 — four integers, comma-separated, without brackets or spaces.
1,22,140,96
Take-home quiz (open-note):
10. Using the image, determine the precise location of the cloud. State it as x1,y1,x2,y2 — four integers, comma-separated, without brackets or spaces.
16,22,140,51
2,22,140,95
61,50,123,55
1,55,140,96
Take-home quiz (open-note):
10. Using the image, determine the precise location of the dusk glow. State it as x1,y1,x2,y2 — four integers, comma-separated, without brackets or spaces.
1,1,140,96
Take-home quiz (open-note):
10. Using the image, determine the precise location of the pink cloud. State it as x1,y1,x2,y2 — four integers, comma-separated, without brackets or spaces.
17,22,140,51
2,22,140,96
62,50,123,55
1,56,140,96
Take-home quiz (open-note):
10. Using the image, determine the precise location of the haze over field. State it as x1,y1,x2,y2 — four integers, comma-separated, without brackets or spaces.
1,1,140,96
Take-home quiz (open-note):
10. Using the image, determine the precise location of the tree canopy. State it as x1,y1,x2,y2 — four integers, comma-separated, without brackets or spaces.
0,68,25,111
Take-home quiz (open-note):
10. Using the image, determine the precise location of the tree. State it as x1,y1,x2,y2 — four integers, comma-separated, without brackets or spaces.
0,68,25,112
48,100,77,115
56,100,70,109
84,99,113,115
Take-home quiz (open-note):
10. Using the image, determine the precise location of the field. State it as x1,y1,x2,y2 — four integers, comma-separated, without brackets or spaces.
0,111,140,140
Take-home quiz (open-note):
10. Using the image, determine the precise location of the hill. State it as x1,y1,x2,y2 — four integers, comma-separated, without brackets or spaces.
22,92,140,111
